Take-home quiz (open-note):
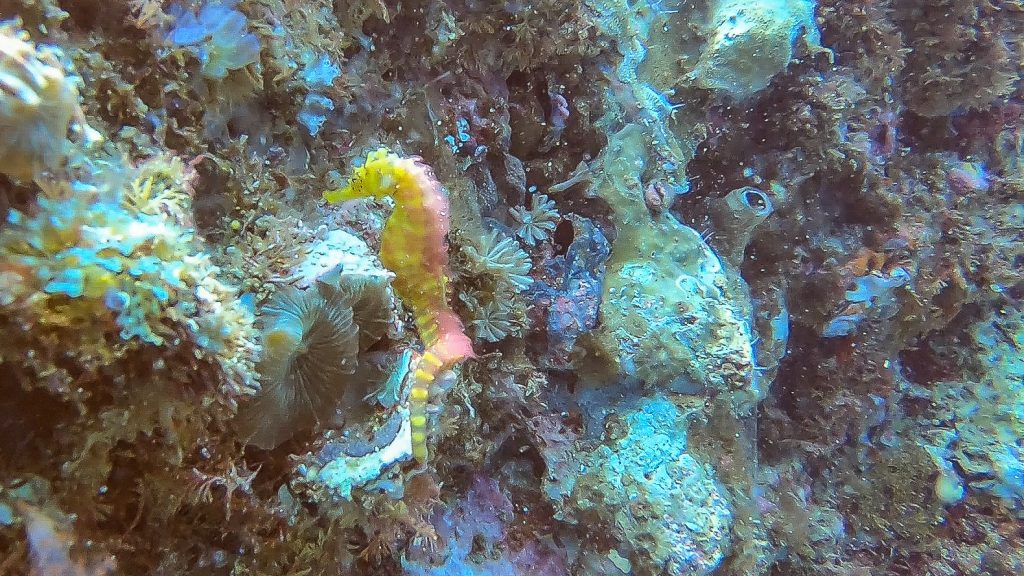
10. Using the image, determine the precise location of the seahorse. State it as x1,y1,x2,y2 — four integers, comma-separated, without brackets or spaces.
324,148,474,462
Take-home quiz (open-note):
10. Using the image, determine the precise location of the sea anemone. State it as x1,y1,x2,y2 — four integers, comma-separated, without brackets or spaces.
318,269,392,350
238,281,360,448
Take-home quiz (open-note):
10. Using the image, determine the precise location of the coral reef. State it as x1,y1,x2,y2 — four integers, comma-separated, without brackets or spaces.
0,0,1021,574
0,157,257,396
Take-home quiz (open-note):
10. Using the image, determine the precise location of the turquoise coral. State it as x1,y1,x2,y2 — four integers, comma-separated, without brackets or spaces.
0,159,257,398
558,395,733,575
923,306,1024,515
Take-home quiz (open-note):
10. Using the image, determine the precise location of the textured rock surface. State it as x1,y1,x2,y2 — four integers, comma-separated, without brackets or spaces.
561,395,733,575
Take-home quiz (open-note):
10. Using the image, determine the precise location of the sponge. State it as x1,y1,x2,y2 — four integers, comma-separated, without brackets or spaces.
692,0,829,99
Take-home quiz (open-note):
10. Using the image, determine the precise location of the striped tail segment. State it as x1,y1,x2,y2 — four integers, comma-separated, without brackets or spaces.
409,350,444,462
409,309,474,462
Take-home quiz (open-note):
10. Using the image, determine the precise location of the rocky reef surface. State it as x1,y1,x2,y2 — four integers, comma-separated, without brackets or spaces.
0,1,1021,575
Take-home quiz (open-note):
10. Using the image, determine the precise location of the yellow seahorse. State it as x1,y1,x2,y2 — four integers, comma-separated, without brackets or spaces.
324,148,474,462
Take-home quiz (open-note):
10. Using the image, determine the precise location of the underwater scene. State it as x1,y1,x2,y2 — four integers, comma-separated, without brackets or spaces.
0,0,1022,574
